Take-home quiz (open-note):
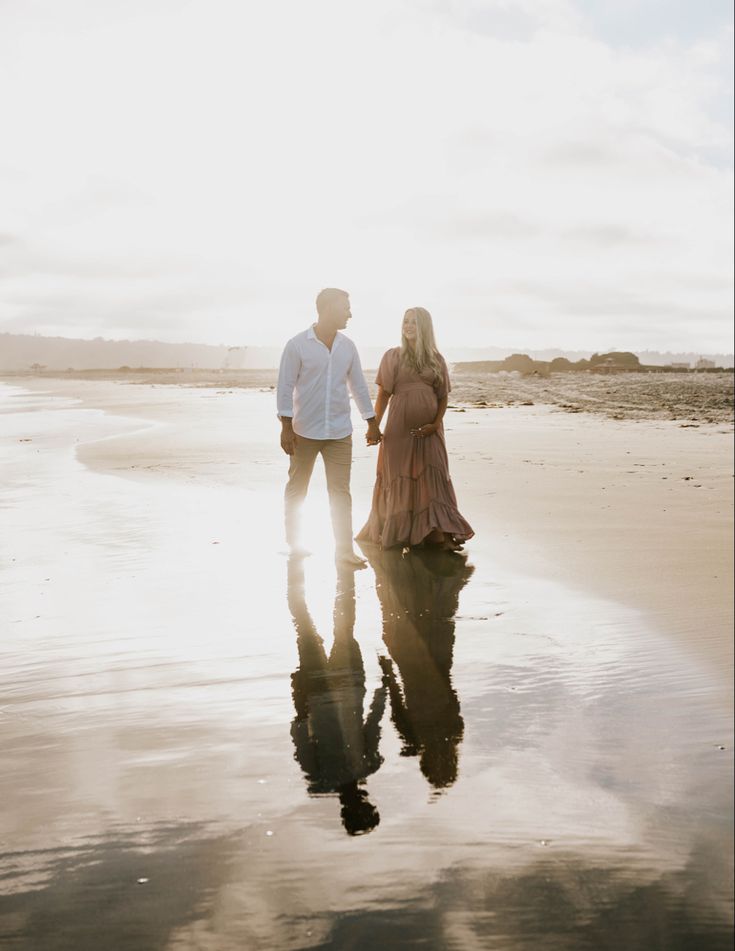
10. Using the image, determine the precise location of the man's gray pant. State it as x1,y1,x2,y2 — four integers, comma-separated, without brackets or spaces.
285,435,353,553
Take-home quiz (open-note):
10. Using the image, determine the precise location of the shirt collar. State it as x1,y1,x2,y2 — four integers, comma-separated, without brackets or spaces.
307,325,342,349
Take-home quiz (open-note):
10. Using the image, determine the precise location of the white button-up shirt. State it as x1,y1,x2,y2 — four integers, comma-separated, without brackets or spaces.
277,326,375,439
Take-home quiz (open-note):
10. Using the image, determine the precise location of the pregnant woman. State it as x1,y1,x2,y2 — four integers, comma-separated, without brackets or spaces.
357,307,474,551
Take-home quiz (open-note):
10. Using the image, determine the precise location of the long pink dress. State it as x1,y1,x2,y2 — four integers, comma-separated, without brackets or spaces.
357,348,474,549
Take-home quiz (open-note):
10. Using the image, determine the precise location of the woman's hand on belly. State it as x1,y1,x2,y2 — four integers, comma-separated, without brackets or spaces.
410,422,438,438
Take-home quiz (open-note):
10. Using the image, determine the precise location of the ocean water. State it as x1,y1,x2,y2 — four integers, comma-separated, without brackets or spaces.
0,382,732,951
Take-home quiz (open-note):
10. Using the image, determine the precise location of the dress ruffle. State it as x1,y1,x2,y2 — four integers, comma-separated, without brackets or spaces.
357,466,474,549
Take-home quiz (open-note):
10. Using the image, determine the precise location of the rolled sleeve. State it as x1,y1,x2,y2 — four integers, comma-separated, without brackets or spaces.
347,346,375,420
276,340,300,418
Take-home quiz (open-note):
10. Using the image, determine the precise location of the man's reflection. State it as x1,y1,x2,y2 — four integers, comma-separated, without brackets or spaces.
361,545,474,791
287,557,386,835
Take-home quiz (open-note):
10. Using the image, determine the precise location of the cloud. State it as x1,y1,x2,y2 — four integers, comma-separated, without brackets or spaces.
578,0,734,49
502,278,729,319
560,225,663,247
0,0,732,352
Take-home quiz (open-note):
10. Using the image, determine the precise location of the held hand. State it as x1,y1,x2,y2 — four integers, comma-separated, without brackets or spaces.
366,419,382,446
410,422,438,438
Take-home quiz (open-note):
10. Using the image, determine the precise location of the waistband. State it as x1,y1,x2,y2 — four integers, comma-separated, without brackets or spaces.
393,382,436,393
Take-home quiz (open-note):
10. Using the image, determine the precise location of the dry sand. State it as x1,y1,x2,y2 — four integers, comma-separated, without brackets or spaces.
451,368,734,424
445,406,733,681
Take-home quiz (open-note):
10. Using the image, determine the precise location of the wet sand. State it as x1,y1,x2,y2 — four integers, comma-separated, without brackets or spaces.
1,380,732,950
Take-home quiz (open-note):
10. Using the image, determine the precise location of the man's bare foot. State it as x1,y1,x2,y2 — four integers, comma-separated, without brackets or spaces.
336,549,367,569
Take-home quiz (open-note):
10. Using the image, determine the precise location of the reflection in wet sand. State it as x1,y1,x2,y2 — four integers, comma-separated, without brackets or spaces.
0,823,233,951
1,384,732,950
287,558,386,834
361,544,473,791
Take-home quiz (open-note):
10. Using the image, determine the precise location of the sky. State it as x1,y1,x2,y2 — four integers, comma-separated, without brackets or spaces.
1,0,733,353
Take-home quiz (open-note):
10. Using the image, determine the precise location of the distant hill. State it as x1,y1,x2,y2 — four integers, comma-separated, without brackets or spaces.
0,333,731,371
0,333,281,371
0,336,580,371
0,336,529,371
636,350,733,368
454,351,733,377
449,347,733,368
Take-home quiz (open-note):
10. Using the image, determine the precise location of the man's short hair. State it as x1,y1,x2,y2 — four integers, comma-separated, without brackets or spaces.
316,287,348,316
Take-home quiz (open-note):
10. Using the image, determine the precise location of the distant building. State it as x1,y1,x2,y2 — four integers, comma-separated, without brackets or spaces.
695,358,716,370
669,362,690,370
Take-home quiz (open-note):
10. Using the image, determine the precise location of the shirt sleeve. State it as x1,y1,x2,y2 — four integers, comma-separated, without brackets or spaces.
276,339,300,418
375,349,397,395
347,345,376,420
435,354,451,399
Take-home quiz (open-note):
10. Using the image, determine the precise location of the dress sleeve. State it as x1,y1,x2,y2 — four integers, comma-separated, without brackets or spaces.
435,354,451,399
375,349,398,395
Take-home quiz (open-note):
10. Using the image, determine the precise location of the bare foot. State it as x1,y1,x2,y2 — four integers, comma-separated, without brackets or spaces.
336,550,367,569
441,539,462,551
424,532,463,551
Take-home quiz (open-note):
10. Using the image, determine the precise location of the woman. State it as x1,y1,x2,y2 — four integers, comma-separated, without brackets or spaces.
357,307,474,551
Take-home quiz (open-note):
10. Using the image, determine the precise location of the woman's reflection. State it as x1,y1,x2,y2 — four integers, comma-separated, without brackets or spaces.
287,557,386,835
361,545,474,791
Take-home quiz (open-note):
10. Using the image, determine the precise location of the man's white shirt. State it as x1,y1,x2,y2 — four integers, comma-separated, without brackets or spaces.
276,326,375,439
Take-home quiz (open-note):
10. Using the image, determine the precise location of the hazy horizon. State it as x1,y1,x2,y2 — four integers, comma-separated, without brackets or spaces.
1,0,733,352
3,327,734,358
2,328,732,371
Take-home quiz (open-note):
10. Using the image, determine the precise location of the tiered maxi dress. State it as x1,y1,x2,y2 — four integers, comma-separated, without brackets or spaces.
357,348,474,549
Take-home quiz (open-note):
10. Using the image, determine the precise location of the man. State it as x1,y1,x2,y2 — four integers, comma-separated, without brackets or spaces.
277,288,381,567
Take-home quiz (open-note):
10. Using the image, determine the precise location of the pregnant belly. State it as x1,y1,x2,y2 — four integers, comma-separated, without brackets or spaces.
388,389,439,432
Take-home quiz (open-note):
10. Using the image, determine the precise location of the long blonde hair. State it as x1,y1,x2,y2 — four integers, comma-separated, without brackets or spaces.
400,307,444,380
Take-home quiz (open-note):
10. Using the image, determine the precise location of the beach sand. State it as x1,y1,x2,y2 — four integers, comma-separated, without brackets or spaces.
7,365,733,423
15,375,733,675
1,378,732,950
